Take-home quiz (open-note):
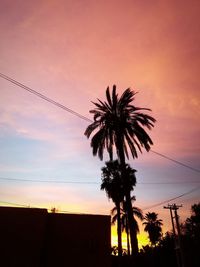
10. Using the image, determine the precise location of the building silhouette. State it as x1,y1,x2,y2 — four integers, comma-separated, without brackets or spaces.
0,206,111,267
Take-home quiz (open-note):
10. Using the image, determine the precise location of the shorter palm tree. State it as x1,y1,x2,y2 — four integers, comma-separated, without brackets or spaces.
111,198,143,256
101,160,125,256
143,212,163,246
182,202,200,238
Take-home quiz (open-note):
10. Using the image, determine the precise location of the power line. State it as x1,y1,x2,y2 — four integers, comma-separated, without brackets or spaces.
151,150,200,173
0,200,98,215
138,181,200,185
1,177,200,212
0,200,29,207
1,184,200,213
0,72,92,123
0,72,199,174
0,177,98,184
0,176,200,185
143,185,200,211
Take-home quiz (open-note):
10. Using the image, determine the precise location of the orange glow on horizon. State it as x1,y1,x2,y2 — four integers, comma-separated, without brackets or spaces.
111,225,149,250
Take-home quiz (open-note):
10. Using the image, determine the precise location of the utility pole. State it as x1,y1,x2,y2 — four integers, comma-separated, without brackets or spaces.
164,204,185,267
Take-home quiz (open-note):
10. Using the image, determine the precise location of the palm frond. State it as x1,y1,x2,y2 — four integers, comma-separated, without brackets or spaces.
106,86,112,108
84,121,100,137
112,85,117,111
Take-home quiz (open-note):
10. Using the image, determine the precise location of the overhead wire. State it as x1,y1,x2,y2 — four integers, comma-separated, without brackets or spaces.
0,200,99,215
0,200,28,207
0,176,199,185
142,185,200,211
0,176,98,184
151,150,200,173
1,184,200,212
1,176,200,212
0,72,92,123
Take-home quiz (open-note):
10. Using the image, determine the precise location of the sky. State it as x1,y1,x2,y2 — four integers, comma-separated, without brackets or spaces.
0,0,200,248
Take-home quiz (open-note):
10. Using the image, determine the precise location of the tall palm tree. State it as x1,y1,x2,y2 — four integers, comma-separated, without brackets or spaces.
85,85,156,255
143,212,163,246
101,160,125,256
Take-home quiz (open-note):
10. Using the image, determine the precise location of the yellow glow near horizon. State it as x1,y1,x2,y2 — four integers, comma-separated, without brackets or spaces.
111,225,149,250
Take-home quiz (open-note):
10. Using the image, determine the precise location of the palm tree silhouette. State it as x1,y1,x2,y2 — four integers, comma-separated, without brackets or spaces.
191,203,200,228
183,202,200,238
143,212,163,246
111,198,143,256
101,160,125,256
85,85,155,255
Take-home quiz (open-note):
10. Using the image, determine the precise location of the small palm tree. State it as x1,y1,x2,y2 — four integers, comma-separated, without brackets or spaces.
183,202,200,238
111,198,143,255
101,160,125,256
143,212,163,246
85,85,156,255
101,160,137,256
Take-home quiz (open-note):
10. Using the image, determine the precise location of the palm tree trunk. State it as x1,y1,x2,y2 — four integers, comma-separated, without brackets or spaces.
125,192,139,255
116,202,123,257
125,216,131,256
117,135,139,256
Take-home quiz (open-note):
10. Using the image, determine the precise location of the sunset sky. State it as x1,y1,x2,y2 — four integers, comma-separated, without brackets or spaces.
0,0,200,247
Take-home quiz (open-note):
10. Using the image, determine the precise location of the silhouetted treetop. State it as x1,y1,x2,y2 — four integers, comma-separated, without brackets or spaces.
85,85,156,161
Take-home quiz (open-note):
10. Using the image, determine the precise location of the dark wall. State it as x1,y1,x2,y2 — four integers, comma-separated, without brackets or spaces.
0,207,111,267
0,207,47,267
44,213,111,267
